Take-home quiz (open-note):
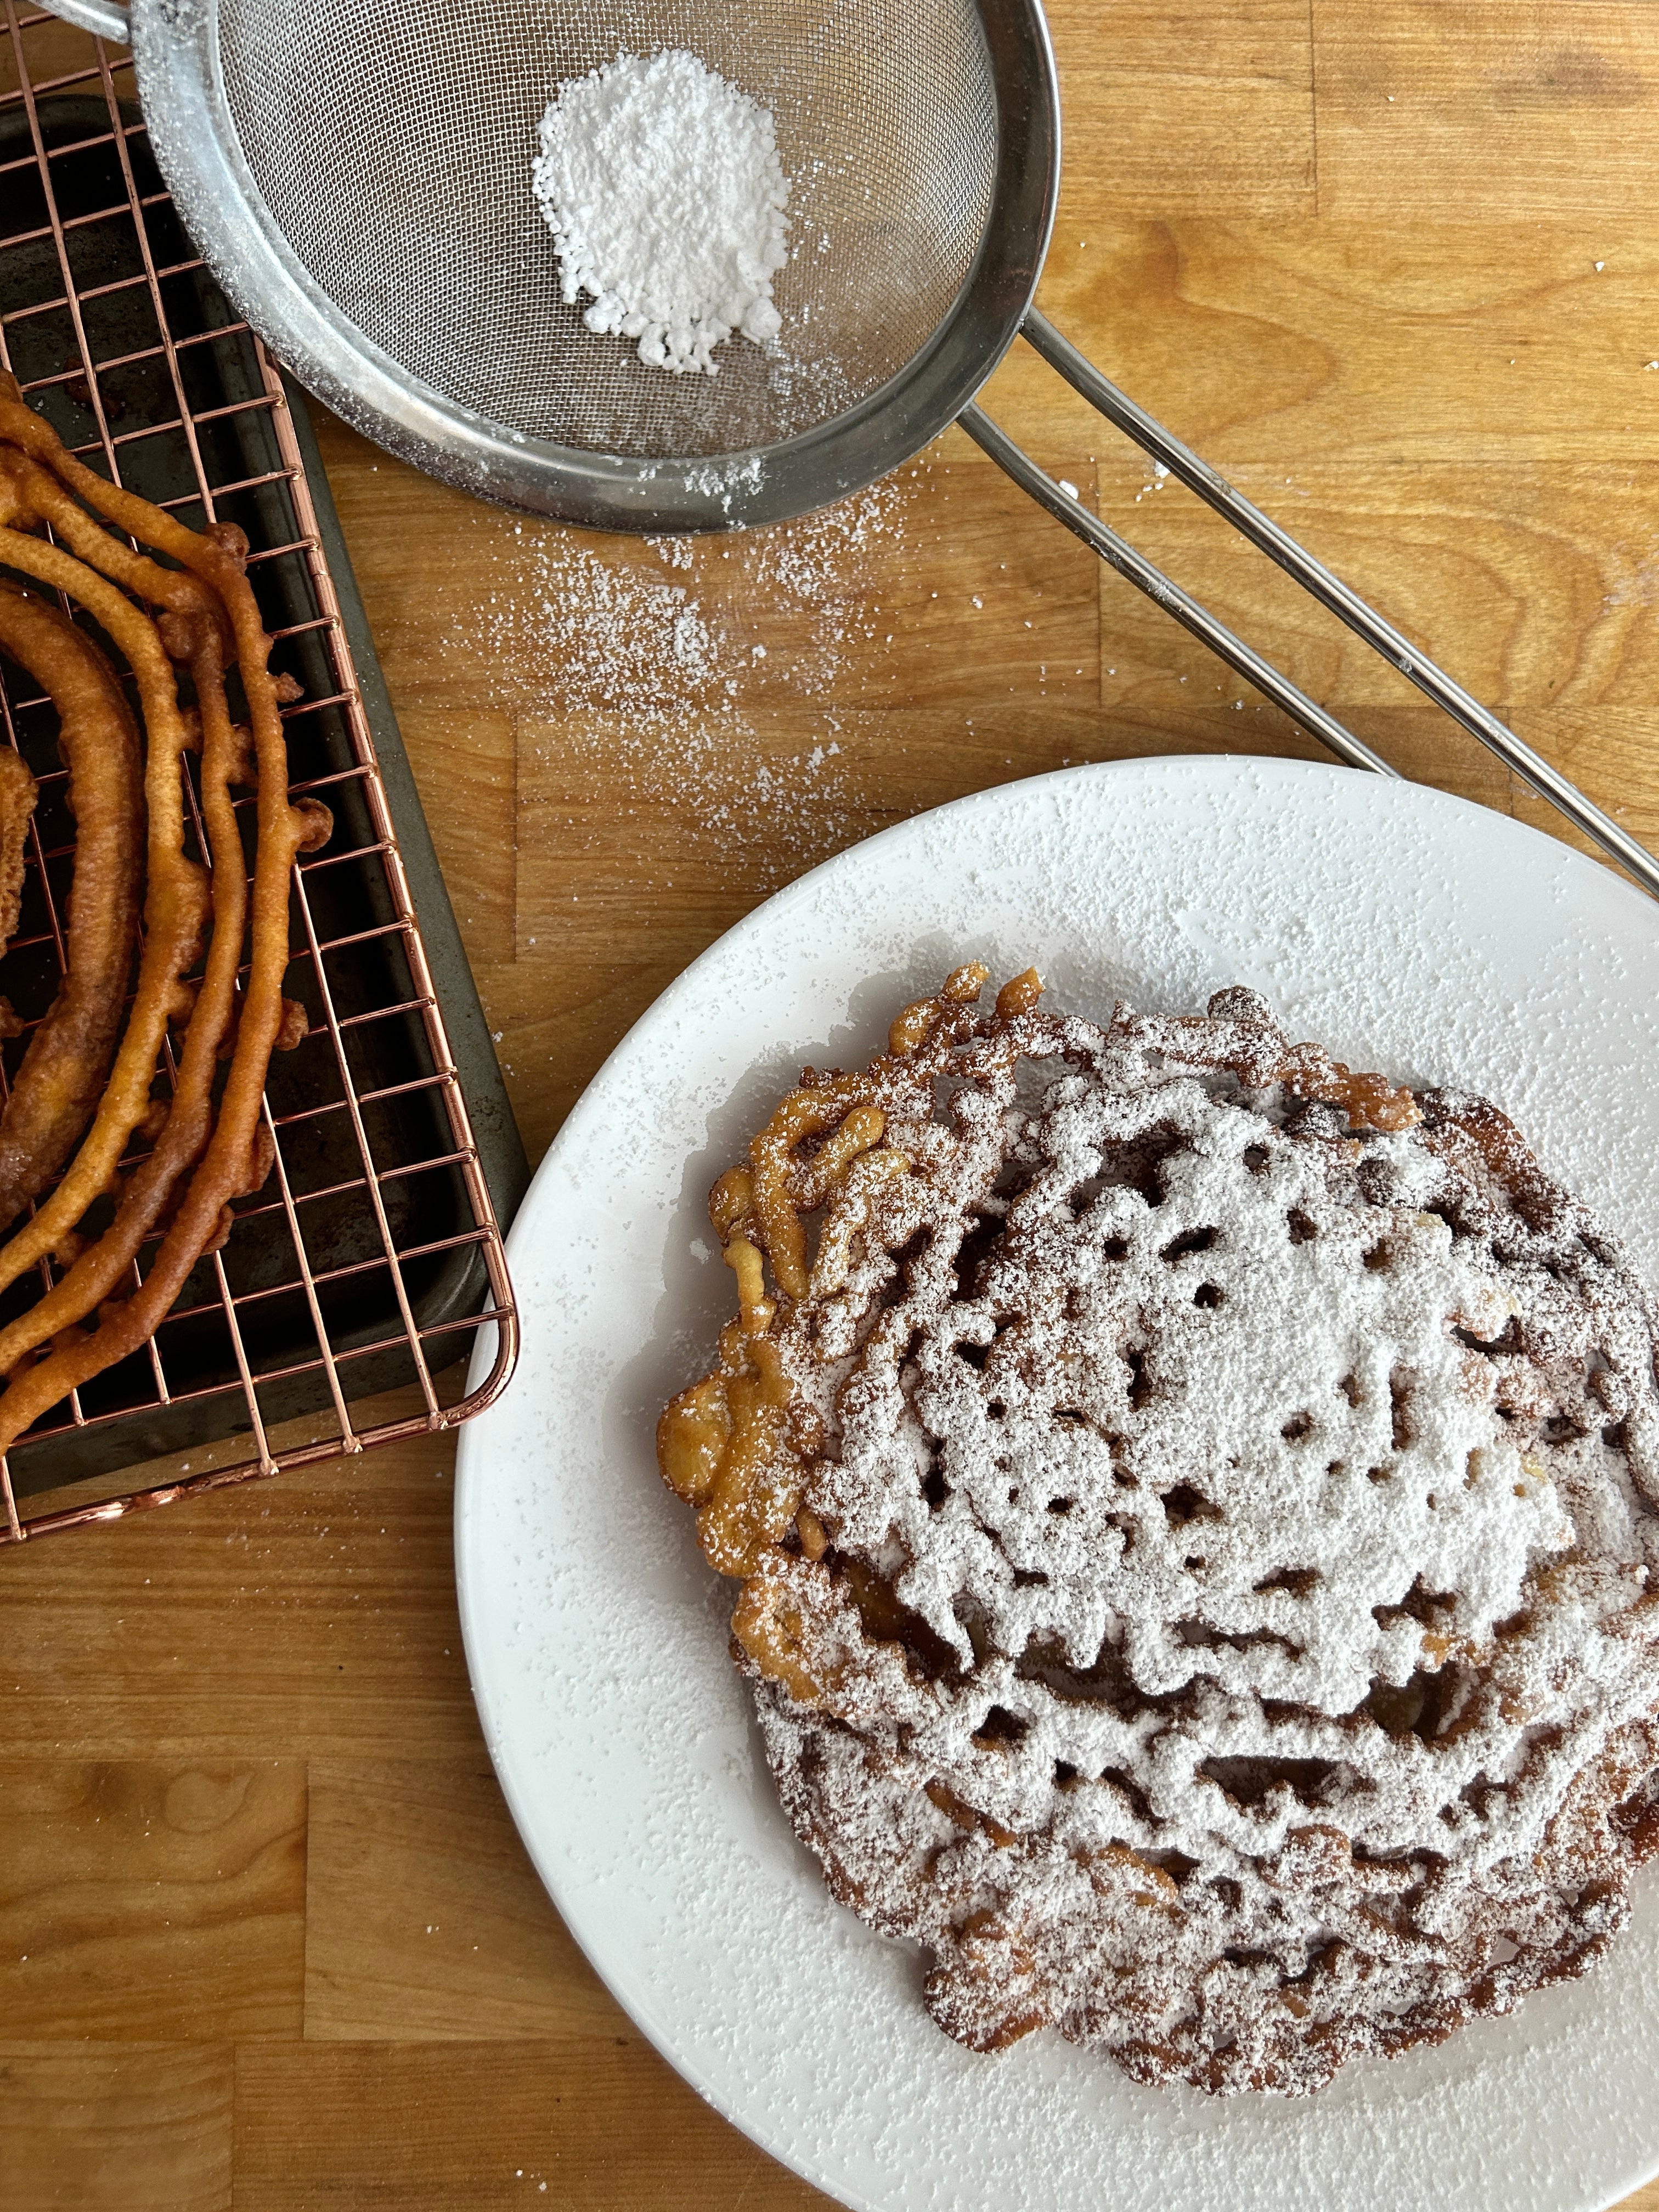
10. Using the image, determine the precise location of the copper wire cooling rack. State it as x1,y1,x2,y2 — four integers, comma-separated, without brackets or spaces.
0,2,521,1542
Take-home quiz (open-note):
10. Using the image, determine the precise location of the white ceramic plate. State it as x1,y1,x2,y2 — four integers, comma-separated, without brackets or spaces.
455,757,1659,2212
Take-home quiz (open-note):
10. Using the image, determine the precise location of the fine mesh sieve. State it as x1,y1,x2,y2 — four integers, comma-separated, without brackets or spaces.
107,0,1053,532
216,0,1001,461
41,0,1659,900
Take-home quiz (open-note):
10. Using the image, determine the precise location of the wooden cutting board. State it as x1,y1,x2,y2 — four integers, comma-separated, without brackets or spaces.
5,3,1659,2205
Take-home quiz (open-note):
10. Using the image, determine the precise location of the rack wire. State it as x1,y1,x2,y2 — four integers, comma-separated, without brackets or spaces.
0,1,519,1541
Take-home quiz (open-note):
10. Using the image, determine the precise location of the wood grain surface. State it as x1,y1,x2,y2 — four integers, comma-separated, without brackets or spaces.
4,2,1659,2205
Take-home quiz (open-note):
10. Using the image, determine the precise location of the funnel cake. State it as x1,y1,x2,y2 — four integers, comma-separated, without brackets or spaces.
657,967,1659,2096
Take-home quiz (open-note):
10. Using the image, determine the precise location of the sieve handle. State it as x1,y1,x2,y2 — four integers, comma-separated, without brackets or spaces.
958,403,1395,780
1011,306,1659,902
38,0,129,40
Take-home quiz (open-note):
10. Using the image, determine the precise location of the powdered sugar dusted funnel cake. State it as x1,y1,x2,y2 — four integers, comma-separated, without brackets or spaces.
657,963,1659,2097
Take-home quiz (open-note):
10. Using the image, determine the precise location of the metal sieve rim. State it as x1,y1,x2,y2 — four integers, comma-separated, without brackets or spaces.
129,0,1061,532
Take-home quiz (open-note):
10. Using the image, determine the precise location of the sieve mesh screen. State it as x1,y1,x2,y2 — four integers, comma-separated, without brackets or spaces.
217,0,1000,459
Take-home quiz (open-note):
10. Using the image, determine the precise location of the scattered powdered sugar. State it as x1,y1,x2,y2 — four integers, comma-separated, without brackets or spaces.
445,468,916,880
488,539,724,724
721,487,903,649
532,49,791,375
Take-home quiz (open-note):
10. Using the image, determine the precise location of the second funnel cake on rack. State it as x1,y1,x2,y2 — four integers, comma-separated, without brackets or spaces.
0,375,331,1463
658,967,1659,2096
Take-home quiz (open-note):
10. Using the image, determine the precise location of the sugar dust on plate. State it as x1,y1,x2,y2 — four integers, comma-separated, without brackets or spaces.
532,49,791,375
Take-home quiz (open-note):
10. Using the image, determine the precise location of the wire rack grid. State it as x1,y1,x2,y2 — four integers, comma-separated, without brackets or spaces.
0,1,519,1542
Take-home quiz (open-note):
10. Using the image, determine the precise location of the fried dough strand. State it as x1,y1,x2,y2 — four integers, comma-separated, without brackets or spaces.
0,382,330,1454
0,514,208,1298
0,608,247,1380
0,443,225,644
0,586,143,1232
0,743,36,955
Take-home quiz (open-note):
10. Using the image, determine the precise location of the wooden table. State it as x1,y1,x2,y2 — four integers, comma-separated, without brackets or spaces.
5,2,1659,2203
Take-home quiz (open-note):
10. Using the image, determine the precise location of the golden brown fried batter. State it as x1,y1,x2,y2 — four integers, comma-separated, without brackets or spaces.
0,605,242,1376
0,743,36,957
0,586,143,1233
0,379,330,1455
0,511,208,1299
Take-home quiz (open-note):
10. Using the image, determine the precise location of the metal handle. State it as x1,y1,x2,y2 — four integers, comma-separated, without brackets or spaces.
973,306,1659,902
959,403,1394,778
38,0,129,42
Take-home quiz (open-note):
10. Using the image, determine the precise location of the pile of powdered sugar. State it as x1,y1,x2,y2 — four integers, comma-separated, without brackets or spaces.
532,49,791,375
